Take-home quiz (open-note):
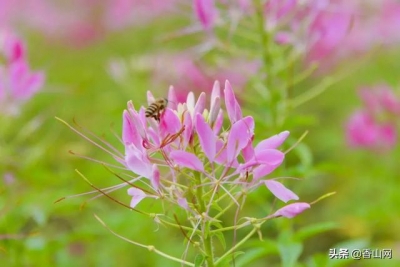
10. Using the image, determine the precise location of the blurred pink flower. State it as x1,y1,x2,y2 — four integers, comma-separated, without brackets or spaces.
359,85,400,116
306,2,353,63
148,54,259,103
0,31,45,115
1,0,179,47
346,85,399,151
194,0,217,30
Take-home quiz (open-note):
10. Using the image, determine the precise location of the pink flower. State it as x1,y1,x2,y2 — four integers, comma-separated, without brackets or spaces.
265,180,299,203
1,31,25,63
67,79,307,221
346,110,396,150
194,0,217,30
306,3,353,63
127,188,147,208
0,31,45,115
117,80,305,218
1,0,179,48
346,85,399,151
273,202,310,218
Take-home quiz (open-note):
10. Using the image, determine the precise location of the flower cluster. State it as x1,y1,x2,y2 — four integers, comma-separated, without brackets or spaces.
346,85,400,151
121,80,309,219
0,30,45,116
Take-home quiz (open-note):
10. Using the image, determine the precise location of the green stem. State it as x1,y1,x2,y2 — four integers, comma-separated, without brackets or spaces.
195,172,215,267
214,227,258,265
254,0,271,75
254,0,284,129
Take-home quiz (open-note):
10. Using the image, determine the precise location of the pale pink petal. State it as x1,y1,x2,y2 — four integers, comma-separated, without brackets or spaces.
170,150,204,172
125,145,152,178
224,80,242,123
346,110,380,148
177,197,189,210
196,114,216,162
379,124,397,148
168,85,178,109
131,108,148,141
127,188,146,208
194,0,216,30
212,109,223,134
211,80,221,103
9,60,44,100
241,139,255,162
151,164,160,191
214,139,227,165
255,149,285,166
160,108,181,134
210,80,221,122
182,110,193,148
253,164,278,181
209,97,220,125
3,32,25,62
379,86,400,114
255,131,290,153
273,202,310,218
265,180,299,203
194,92,206,117
187,92,195,112
122,110,141,147
146,90,155,105
226,116,254,163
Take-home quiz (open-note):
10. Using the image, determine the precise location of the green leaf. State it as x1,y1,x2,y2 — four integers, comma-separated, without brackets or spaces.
234,241,278,267
294,222,339,242
194,254,205,267
278,242,303,267
215,251,244,267
306,253,353,267
213,231,226,250
293,142,313,169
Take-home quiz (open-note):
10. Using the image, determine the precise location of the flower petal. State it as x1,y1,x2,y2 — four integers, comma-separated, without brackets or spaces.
177,197,189,210
255,149,285,166
127,188,146,208
146,90,155,105
194,92,206,117
255,131,290,153
241,138,255,162
273,202,310,218
211,80,221,104
160,108,181,134
125,145,152,178
196,114,216,162
151,164,160,191
168,85,178,110
253,164,278,181
194,0,216,30
170,150,204,172
122,108,142,148
213,109,223,134
224,80,242,124
187,92,195,113
265,180,299,203
182,110,193,149
209,97,220,125
227,116,254,163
